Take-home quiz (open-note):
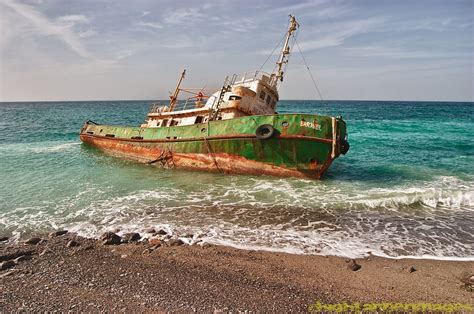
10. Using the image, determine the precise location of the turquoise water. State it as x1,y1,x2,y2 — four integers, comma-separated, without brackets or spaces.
0,100,473,259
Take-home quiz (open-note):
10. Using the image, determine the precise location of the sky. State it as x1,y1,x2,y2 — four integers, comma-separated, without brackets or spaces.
0,0,473,102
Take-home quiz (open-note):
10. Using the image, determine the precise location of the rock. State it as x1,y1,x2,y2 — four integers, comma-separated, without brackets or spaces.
461,274,474,290
13,255,31,264
201,243,211,249
151,245,161,250
0,236,8,242
0,250,33,262
347,259,361,271
122,233,141,243
156,229,167,235
24,237,41,245
66,240,80,248
148,238,163,247
408,266,416,273
167,239,185,247
49,230,68,238
144,228,156,234
1,260,15,270
39,249,52,256
99,232,121,245
142,249,152,254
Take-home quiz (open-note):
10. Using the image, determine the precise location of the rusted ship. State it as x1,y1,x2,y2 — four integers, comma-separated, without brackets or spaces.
80,16,349,179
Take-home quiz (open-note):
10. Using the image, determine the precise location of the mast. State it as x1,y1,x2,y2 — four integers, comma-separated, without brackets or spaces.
271,15,299,86
169,69,186,111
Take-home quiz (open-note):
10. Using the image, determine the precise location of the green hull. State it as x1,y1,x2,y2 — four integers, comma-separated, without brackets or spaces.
79,113,348,179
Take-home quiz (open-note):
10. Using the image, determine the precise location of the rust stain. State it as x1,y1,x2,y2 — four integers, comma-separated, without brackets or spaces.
80,134,322,179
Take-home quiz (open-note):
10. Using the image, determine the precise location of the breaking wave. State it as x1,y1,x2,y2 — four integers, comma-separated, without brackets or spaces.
1,175,473,260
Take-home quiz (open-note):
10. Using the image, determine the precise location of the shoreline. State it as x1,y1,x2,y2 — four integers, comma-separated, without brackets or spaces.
1,231,473,311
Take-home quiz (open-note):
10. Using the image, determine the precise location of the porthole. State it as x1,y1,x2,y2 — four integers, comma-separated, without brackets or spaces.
281,121,289,127
201,127,207,133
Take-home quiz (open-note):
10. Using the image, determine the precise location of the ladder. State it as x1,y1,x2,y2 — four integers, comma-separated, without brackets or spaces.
209,76,232,121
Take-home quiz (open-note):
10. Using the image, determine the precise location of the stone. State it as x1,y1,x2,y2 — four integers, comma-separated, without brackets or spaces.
122,233,141,243
39,249,52,256
0,236,8,242
167,239,185,247
144,228,156,234
1,260,15,270
148,238,163,247
13,255,31,264
460,274,474,290
66,240,80,248
49,230,68,238
408,266,416,273
24,237,41,245
142,249,151,254
347,259,361,271
156,229,167,235
99,232,121,245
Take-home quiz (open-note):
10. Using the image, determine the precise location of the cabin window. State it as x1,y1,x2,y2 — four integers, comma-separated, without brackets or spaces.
266,95,271,105
170,120,179,126
259,90,266,100
195,116,204,124
229,95,242,101
162,119,168,127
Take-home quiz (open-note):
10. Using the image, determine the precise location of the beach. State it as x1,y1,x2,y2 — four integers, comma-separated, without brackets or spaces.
1,231,473,312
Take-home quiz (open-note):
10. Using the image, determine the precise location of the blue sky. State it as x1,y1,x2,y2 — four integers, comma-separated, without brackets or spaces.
0,0,472,101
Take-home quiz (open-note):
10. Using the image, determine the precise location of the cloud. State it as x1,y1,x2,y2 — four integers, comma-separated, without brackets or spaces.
0,0,94,59
296,17,385,51
163,8,205,25
271,0,329,13
56,14,89,24
78,29,97,38
137,21,163,29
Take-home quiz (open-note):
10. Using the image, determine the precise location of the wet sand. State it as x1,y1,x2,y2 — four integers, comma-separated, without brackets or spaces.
1,232,473,311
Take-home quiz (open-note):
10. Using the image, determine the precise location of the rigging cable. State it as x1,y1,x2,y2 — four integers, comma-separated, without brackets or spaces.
294,37,325,102
258,32,287,73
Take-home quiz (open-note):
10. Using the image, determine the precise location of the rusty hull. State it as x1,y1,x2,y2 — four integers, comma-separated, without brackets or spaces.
79,113,347,179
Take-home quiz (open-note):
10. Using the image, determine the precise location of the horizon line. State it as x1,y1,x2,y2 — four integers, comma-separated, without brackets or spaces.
1,99,473,104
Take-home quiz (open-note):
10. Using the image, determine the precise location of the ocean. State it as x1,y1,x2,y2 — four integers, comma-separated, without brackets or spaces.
0,100,473,260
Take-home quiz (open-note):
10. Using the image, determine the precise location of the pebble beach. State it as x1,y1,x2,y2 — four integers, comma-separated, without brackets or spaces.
1,230,473,311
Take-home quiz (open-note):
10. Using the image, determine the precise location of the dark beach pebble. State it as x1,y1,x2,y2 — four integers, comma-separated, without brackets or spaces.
99,232,121,245
0,236,8,242
66,240,80,248
122,232,141,243
13,255,31,264
461,274,474,290
144,228,156,234
1,260,16,271
39,249,53,256
167,238,185,247
156,229,167,235
347,259,362,271
24,237,42,245
408,266,417,273
49,230,68,238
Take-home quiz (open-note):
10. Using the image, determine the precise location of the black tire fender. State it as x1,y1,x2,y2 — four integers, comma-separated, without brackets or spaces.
341,140,350,154
255,124,275,140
